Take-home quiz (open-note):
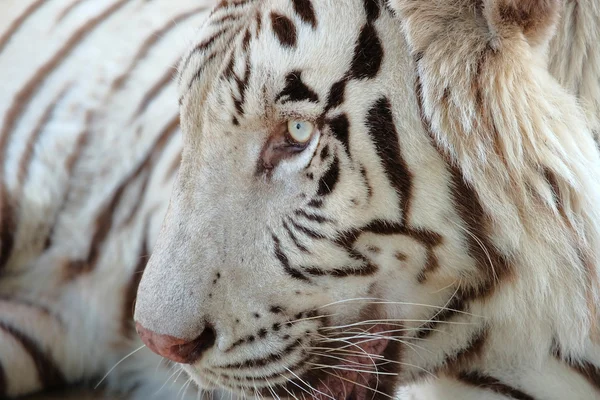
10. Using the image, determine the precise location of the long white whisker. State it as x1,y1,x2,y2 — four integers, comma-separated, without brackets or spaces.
285,367,336,400
318,297,482,318
320,370,394,399
287,313,338,324
94,345,145,389
307,362,398,376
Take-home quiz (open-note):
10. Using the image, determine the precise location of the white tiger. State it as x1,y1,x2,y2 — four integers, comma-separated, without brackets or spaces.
1,0,600,400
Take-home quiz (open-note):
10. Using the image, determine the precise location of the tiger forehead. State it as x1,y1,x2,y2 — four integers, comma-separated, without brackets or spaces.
193,0,391,124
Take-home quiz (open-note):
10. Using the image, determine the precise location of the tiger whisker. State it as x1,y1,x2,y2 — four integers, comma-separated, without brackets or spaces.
307,362,398,376
287,313,337,324
155,364,184,396
285,367,336,400
280,379,301,400
94,344,145,389
177,377,193,400
306,351,386,367
321,318,477,331
283,375,315,400
305,346,387,358
317,297,483,318
449,219,498,283
265,378,282,400
315,334,432,360
320,370,395,399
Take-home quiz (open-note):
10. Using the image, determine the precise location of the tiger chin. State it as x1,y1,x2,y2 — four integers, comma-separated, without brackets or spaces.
134,0,600,400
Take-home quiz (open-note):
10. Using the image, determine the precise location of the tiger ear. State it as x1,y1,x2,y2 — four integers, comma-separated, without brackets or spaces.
482,0,562,47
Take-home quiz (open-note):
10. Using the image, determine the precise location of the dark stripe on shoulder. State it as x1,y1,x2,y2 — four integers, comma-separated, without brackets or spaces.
0,322,66,391
132,65,177,119
122,219,150,338
0,362,5,398
415,76,513,288
441,329,488,372
55,0,86,23
270,12,297,48
18,85,71,192
275,71,319,104
44,118,90,250
291,0,317,28
0,195,15,270
569,360,600,392
414,295,466,340
553,345,600,393
272,234,310,282
457,371,535,400
69,116,179,279
0,0,129,269
0,0,46,54
112,6,207,91
350,24,383,79
366,97,412,220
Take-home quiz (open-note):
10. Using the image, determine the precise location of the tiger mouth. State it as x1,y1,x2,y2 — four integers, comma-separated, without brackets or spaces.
258,323,399,400
310,324,395,400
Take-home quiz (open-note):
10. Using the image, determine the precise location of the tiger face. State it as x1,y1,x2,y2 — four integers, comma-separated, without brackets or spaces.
135,0,599,398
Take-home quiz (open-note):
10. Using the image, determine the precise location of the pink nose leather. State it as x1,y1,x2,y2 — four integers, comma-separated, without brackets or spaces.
136,322,212,364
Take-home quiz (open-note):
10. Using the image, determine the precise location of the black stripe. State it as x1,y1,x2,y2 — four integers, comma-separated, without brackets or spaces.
363,0,380,22
217,339,302,369
0,361,6,398
552,345,600,393
570,360,600,392
307,199,323,208
180,27,230,74
457,371,536,400
291,0,317,28
0,199,14,269
304,263,377,277
366,97,412,220
233,58,251,116
350,24,383,80
288,218,325,239
327,114,350,156
0,322,66,390
317,155,340,196
294,209,332,224
275,70,319,104
270,12,297,48
272,234,310,282
324,79,348,112
282,220,310,253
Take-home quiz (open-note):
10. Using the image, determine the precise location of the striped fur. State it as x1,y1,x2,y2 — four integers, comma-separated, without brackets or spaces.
136,0,600,399
2,0,600,400
0,1,214,398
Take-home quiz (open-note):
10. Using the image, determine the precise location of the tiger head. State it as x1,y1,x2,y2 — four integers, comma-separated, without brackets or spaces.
135,0,600,398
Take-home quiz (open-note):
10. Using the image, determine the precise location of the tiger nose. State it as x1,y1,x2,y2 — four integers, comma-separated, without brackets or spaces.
135,322,216,364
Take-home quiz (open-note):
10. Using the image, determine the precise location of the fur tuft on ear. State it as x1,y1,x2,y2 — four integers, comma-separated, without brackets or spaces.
482,0,562,46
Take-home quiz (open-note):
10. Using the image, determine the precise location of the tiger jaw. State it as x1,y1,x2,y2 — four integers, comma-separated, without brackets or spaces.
181,322,397,400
